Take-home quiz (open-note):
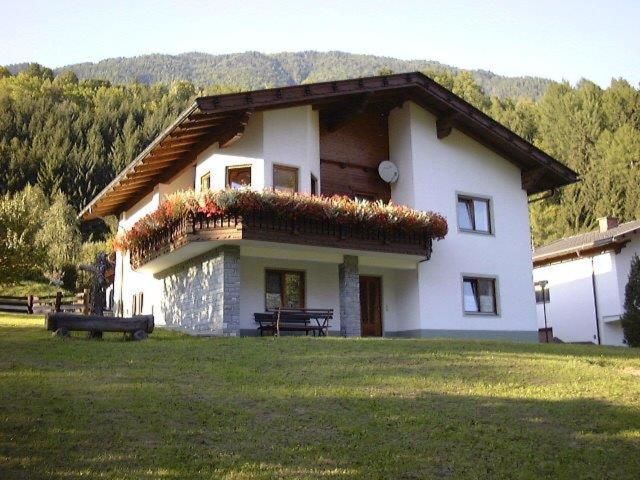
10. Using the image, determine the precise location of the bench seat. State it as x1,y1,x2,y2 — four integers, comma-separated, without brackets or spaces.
254,308,333,336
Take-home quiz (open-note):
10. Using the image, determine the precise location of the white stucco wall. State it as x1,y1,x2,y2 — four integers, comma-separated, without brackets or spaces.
534,236,640,346
389,101,538,338
263,106,320,194
195,112,265,191
193,106,320,194
114,164,196,324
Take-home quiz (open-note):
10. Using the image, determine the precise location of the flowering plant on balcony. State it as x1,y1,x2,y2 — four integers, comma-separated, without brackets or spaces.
113,189,448,252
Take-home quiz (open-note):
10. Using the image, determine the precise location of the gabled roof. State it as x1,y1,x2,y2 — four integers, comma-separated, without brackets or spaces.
533,220,640,266
80,72,578,220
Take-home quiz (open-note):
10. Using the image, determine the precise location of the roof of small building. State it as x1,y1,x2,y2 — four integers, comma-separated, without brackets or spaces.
80,72,579,220
533,219,640,266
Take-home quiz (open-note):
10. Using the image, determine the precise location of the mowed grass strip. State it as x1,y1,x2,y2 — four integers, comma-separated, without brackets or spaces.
1,312,640,479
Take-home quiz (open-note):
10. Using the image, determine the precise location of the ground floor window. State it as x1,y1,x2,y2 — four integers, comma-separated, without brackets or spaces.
265,270,305,310
463,276,497,314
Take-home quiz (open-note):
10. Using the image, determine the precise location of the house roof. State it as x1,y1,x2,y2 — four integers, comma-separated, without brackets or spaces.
80,72,579,220
533,220,640,266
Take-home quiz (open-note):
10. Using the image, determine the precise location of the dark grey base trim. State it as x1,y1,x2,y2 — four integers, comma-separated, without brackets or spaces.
385,329,539,342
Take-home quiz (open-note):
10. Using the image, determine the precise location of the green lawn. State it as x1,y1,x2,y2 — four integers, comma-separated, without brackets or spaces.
1,313,640,479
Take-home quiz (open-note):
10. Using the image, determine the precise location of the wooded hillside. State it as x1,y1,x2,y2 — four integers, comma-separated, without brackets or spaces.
7,51,554,100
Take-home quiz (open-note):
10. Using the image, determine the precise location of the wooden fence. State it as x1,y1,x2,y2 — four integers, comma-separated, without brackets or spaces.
0,289,90,315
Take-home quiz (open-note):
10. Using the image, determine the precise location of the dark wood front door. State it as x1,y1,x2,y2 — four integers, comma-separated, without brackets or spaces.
360,276,382,337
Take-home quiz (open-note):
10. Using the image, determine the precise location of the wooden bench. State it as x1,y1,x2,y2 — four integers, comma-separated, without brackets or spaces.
254,308,333,337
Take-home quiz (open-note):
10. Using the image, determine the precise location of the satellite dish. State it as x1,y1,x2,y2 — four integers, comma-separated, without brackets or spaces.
378,160,399,183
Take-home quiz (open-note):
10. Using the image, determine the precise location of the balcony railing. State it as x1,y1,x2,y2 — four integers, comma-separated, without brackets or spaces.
130,211,433,270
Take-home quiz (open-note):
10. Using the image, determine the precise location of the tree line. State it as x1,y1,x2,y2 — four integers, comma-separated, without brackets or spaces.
0,63,639,289
7,51,554,99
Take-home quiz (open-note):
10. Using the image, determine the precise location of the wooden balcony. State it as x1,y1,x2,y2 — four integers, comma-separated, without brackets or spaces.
130,212,434,270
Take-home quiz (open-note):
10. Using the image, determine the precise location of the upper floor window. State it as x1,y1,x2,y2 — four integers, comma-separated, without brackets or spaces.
226,165,251,189
457,195,491,234
463,276,497,315
200,172,211,191
273,165,298,193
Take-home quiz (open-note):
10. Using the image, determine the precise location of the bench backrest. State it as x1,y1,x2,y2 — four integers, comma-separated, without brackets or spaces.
254,308,333,323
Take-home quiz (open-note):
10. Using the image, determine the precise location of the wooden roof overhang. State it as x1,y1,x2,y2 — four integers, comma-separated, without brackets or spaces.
80,72,578,220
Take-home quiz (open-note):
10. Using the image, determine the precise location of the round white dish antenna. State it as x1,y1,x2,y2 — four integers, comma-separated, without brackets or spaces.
378,160,399,183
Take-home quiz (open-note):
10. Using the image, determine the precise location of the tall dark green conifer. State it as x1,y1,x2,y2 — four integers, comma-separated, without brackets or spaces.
622,254,640,347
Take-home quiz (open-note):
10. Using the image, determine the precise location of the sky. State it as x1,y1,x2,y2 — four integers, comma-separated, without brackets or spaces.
2,0,639,87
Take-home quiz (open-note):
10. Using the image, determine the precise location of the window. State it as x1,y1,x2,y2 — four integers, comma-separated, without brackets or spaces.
273,165,298,193
132,292,144,315
226,165,251,189
535,285,550,304
200,172,211,191
265,270,305,310
457,195,491,233
463,277,497,314
310,174,318,195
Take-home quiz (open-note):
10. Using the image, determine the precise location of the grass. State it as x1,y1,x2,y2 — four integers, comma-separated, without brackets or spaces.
0,280,71,297
1,313,640,479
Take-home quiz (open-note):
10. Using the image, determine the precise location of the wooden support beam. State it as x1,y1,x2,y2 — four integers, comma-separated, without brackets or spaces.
171,123,222,136
158,137,200,149
522,167,548,192
218,112,252,149
133,159,180,173
436,112,458,139
218,126,245,149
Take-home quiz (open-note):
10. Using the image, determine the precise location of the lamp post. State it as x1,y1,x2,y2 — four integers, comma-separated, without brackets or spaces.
536,280,549,343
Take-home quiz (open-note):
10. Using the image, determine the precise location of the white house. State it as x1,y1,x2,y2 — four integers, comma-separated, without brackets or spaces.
533,218,640,346
81,72,577,340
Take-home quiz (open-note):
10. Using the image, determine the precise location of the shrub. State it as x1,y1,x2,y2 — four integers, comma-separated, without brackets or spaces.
622,254,640,347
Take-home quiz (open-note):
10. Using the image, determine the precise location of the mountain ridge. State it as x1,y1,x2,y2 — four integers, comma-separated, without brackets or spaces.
5,51,555,100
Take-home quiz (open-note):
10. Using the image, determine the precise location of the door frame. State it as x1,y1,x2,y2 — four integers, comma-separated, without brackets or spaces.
359,275,383,337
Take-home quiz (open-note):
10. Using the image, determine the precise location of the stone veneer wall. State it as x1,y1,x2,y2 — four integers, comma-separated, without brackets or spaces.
339,255,362,337
158,246,240,335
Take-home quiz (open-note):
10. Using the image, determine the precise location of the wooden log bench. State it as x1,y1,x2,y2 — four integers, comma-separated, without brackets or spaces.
45,312,154,340
254,308,333,337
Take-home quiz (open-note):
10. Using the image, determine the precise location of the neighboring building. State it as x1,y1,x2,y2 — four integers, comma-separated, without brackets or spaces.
81,72,577,339
533,218,640,346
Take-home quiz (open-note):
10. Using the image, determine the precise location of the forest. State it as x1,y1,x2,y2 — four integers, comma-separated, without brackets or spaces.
0,60,639,289
7,51,554,99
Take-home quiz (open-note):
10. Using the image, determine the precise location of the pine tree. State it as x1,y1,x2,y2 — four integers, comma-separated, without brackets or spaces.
621,254,640,347
36,192,81,279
